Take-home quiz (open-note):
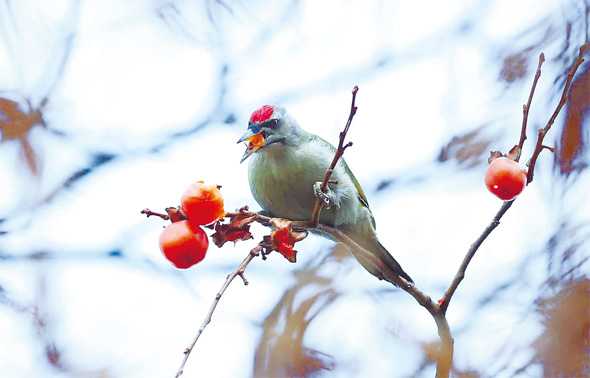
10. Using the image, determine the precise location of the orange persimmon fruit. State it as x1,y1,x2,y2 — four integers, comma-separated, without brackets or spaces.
484,157,527,201
180,181,225,225
159,220,208,269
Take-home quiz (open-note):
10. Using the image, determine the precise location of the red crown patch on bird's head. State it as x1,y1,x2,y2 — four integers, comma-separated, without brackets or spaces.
250,105,275,123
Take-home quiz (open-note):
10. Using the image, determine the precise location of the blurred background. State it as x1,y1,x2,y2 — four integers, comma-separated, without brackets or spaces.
0,0,588,377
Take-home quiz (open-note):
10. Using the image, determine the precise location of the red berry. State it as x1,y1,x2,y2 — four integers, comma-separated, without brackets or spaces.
484,157,527,201
159,220,208,269
180,181,225,225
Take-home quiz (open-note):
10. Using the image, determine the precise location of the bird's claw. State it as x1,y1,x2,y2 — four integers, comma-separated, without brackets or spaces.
313,181,333,209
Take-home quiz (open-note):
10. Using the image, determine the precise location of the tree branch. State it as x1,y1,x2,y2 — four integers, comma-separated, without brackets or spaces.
220,210,455,376
310,223,453,377
516,53,545,161
526,43,588,184
175,247,261,378
439,201,513,313
310,86,359,225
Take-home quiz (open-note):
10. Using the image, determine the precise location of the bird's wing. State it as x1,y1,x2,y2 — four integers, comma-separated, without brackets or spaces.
313,135,376,229
344,161,377,230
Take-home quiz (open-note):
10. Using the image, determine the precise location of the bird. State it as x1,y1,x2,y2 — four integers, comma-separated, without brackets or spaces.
237,104,413,285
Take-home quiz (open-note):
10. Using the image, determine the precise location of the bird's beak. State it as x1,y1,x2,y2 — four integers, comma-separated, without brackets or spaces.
238,123,265,163
240,140,261,163
237,123,260,144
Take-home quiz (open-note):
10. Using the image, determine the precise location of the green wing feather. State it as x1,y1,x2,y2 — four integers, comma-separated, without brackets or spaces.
343,160,377,229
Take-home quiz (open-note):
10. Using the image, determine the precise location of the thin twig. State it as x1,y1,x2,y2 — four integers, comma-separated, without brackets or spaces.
310,86,359,225
140,208,170,220
527,43,588,184
439,201,513,313
175,247,261,378
516,53,545,161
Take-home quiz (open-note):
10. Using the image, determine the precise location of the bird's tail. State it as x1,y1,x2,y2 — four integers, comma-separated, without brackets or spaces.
374,240,414,284
339,224,413,285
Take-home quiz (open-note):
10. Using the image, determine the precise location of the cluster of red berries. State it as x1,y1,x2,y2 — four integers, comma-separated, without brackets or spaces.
159,182,225,269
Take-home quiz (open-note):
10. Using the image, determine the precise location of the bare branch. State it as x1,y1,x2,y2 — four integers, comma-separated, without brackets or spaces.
195,207,456,376
439,201,513,313
527,43,588,184
516,53,545,161
309,222,453,377
310,86,359,225
175,247,261,378
140,208,170,220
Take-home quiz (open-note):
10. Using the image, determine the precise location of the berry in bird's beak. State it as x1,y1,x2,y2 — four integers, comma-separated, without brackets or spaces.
246,133,265,148
238,132,265,163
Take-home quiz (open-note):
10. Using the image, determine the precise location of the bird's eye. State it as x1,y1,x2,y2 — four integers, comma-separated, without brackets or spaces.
267,119,279,129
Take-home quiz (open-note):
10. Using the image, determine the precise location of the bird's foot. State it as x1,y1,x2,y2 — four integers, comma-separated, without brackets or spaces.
313,181,333,209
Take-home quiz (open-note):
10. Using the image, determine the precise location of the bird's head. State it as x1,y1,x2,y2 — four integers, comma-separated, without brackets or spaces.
237,104,302,163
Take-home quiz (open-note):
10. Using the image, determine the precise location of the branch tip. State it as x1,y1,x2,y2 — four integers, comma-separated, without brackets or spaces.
140,208,170,220
237,270,249,285
527,44,587,183
176,249,258,377
517,50,546,159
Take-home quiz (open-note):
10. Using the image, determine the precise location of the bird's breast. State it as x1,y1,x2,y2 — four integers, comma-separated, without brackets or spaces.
248,143,339,224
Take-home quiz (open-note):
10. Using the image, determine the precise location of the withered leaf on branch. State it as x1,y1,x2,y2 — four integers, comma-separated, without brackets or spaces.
211,213,256,247
488,150,504,164
507,145,521,161
165,207,187,223
260,219,308,263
